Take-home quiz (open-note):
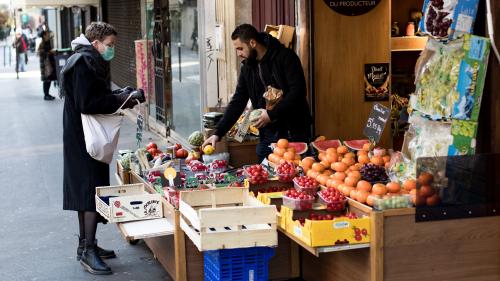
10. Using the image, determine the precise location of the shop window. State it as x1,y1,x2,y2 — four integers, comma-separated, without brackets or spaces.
169,0,201,138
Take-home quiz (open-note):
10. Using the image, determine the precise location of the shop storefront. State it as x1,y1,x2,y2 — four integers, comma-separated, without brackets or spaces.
101,0,500,280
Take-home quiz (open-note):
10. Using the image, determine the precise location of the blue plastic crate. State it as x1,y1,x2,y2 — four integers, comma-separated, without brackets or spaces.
204,247,275,281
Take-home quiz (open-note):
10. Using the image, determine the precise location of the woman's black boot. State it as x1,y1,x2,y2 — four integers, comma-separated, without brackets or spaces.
80,239,112,275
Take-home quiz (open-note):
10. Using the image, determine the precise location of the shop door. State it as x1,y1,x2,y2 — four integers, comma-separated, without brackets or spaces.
311,0,391,147
252,0,295,31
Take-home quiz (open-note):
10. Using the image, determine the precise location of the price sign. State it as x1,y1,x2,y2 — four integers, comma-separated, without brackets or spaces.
363,103,390,144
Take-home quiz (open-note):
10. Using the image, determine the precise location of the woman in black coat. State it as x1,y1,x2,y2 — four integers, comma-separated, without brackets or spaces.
61,22,145,275
38,30,56,100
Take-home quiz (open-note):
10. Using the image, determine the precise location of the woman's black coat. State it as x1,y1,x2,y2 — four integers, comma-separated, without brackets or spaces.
62,45,122,212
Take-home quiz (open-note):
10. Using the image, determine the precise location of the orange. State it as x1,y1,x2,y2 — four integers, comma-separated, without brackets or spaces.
332,179,344,188
325,153,338,164
350,189,359,199
312,163,326,173
337,146,349,155
357,150,368,156
357,180,372,192
322,169,333,177
315,135,326,141
386,182,401,193
307,170,319,179
287,147,296,154
317,174,329,186
320,160,331,168
403,179,417,191
274,147,285,157
325,148,337,155
300,157,315,169
333,172,347,181
342,185,355,197
318,152,326,161
277,139,289,149
371,183,386,195
284,151,296,161
332,162,348,172
341,157,355,167
358,154,370,164
344,176,359,187
344,152,355,159
370,156,384,166
356,191,370,204
366,194,379,206
268,153,281,164
362,142,371,151
347,170,362,180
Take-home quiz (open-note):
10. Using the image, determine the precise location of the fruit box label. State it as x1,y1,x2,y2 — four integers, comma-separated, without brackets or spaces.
293,225,303,237
333,221,350,229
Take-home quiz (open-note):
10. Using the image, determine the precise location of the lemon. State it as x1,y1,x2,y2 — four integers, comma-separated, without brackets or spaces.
203,145,215,155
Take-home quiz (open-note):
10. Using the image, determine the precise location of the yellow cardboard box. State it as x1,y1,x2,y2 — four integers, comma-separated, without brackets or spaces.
282,206,370,247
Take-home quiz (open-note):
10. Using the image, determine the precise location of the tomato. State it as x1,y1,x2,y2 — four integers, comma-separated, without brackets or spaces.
146,142,158,150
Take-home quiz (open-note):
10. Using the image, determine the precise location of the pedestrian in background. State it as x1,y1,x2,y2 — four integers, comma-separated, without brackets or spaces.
13,30,28,74
60,22,145,275
38,30,56,100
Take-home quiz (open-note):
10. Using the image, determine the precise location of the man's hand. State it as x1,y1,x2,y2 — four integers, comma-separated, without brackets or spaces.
254,110,271,129
202,135,220,148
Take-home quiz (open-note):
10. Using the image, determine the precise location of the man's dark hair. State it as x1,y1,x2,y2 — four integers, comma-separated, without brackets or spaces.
85,22,117,42
231,24,263,44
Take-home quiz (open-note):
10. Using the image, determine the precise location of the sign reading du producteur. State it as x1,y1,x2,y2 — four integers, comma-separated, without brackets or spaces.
323,0,382,16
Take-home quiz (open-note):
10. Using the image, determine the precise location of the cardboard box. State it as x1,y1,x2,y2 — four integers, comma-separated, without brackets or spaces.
264,24,295,49
281,206,371,247
96,183,163,223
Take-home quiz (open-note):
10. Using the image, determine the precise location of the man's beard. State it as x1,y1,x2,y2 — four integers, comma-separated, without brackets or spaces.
245,47,258,65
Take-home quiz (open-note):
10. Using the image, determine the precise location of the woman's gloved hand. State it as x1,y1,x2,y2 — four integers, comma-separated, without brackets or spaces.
117,89,146,109
112,86,135,95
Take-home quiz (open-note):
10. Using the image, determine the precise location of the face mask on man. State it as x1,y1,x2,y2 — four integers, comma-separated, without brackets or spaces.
97,41,115,61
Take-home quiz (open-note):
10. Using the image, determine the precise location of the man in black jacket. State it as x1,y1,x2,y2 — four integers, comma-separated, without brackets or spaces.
203,24,312,162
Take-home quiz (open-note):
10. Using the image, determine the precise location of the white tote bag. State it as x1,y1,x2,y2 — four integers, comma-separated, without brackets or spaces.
81,93,133,164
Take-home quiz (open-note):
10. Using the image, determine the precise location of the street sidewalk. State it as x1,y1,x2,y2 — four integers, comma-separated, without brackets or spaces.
0,53,172,281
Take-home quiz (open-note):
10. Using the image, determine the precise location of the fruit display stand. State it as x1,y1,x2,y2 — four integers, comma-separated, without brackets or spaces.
227,139,259,168
284,197,500,281
125,171,298,280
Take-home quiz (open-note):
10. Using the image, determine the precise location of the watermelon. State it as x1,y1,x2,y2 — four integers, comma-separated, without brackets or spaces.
343,139,369,151
188,131,204,146
311,139,341,152
270,142,308,154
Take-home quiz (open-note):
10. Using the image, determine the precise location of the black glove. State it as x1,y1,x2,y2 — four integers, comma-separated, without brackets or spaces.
112,86,135,95
117,89,145,109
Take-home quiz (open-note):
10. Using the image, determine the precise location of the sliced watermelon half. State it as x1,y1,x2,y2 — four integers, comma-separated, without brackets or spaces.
343,139,370,151
270,142,308,154
311,139,341,152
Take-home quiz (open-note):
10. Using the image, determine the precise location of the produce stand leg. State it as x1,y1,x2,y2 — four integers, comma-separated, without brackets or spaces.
370,211,384,281
174,211,187,281
290,241,300,278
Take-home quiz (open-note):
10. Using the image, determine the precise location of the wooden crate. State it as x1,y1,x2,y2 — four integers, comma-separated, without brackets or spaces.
95,183,163,223
179,188,278,251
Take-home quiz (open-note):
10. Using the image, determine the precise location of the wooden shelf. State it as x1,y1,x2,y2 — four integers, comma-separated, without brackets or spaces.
277,225,370,257
391,36,428,52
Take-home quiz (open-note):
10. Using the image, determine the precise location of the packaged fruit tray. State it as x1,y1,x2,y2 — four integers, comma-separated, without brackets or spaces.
293,176,319,195
374,195,412,211
275,162,298,183
282,191,315,211
317,190,347,212
243,164,270,185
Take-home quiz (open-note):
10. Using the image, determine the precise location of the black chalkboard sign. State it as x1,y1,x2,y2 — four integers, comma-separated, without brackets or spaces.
363,103,390,143
323,0,382,16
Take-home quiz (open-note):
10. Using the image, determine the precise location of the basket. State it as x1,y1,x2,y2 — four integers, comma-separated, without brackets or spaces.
204,247,275,281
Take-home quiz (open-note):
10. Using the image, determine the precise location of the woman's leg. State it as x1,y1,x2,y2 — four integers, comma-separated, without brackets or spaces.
84,211,98,243
43,81,55,100
80,211,112,275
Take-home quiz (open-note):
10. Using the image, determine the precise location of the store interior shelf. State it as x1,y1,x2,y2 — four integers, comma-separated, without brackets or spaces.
277,225,370,257
391,36,428,52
